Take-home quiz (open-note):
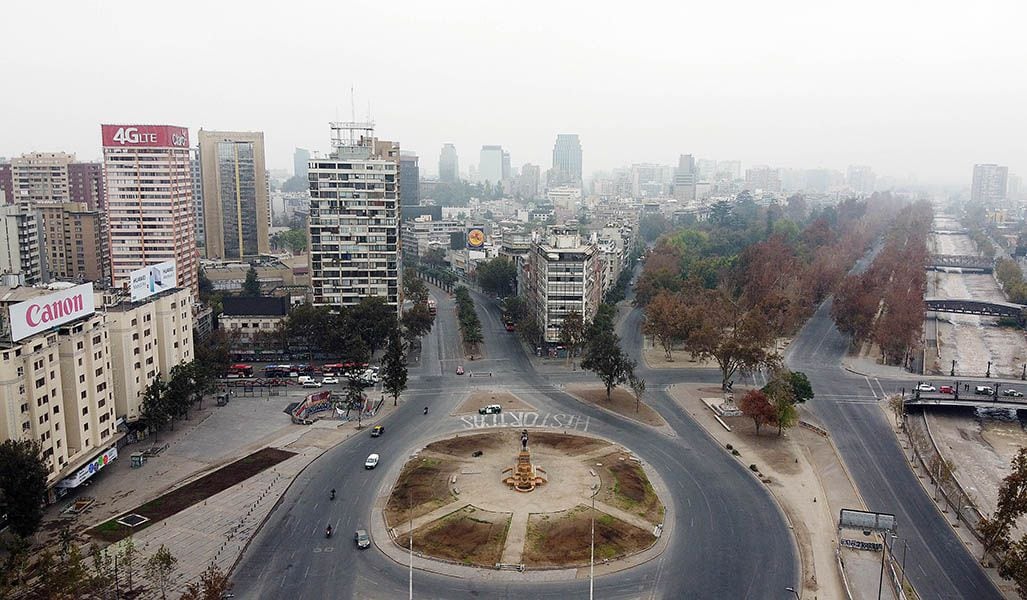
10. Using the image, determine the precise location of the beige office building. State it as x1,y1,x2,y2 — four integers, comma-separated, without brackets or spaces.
198,131,270,260
38,202,109,284
9,152,105,209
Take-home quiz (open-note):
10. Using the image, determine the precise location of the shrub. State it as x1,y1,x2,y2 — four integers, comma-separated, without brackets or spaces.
749,464,759,472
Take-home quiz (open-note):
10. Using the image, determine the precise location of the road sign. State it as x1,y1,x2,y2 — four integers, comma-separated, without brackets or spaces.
838,509,896,533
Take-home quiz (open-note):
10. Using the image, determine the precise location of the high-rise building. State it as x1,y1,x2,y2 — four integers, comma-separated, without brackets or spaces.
0,162,12,203
527,226,601,343
101,124,198,297
550,134,583,189
308,122,400,307
439,144,459,183
517,163,541,199
7,152,104,209
502,151,511,184
400,151,420,207
716,160,742,181
846,165,876,195
971,164,1009,206
38,202,109,284
198,130,270,260
745,166,782,193
673,154,697,201
479,145,504,185
190,147,205,252
0,202,45,285
293,148,311,179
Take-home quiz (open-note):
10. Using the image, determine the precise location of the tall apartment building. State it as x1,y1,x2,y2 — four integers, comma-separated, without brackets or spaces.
745,166,782,193
673,154,697,201
401,216,462,259
198,130,270,260
7,152,104,209
0,202,46,285
846,165,876,195
0,162,12,203
528,226,601,344
101,124,198,297
517,163,541,199
0,283,117,496
479,145,505,185
190,147,205,251
550,134,583,189
38,202,109,284
399,151,420,207
308,122,400,307
293,148,311,179
439,144,459,183
971,164,1009,206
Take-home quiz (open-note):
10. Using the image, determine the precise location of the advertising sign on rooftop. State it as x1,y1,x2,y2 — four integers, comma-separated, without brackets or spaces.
101,124,189,148
8,283,96,342
130,260,177,302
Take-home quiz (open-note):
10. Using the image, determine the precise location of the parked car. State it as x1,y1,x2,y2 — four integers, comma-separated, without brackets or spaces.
321,376,340,385
916,383,936,393
354,529,371,549
939,385,955,394
364,453,380,469
297,375,314,385
302,380,323,388
361,369,380,384
456,365,465,375
1002,389,1024,397
371,425,384,437
975,385,994,395
479,404,502,415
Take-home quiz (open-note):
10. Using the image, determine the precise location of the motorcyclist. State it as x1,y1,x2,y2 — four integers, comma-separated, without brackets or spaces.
424,406,429,415
326,524,333,538
330,488,336,500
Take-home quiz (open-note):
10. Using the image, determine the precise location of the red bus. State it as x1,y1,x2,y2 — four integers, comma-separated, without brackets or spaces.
227,364,254,378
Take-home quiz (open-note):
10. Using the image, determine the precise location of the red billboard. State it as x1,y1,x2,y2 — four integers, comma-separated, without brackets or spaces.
101,124,189,148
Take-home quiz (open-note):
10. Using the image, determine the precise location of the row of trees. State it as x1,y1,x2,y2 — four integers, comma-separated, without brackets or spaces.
996,258,1027,305
831,201,932,364
453,286,484,351
474,257,517,297
980,447,1027,598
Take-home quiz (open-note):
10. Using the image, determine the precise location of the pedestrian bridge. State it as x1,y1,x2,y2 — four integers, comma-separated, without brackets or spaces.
926,254,994,272
905,395,1027,412
924,297,1025,322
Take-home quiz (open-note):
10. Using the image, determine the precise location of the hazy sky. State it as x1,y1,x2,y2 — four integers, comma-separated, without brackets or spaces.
2,1,1025,185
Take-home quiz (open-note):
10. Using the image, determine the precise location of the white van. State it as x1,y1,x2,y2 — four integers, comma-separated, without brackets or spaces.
297,375,314,385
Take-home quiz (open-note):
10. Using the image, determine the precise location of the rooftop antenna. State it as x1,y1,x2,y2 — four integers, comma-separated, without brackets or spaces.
350,85,356,145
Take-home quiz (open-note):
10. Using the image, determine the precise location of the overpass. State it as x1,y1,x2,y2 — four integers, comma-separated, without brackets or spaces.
924,297,1025,322
926,254,994,272
905,395,1027,412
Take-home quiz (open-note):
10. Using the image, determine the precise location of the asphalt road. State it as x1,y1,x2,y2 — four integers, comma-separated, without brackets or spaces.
231,288,800,599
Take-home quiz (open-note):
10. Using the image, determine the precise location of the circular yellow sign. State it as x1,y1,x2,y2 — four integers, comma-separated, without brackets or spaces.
468,229,485,248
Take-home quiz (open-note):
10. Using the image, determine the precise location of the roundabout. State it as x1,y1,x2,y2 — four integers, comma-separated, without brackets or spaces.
379,429,666,572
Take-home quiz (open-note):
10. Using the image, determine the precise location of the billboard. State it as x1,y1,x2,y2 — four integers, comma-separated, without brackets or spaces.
838,509,896,533
467,227,486,249
101,124,189,148
8,283,96,342
130,260,178,302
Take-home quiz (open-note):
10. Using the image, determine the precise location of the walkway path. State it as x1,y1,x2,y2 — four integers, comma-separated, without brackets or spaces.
499,510,530,564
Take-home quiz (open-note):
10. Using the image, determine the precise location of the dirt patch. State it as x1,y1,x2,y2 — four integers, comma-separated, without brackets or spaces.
642,347,717,369
87,447,295,543
463,341,485,360
721,416,802,476
522,505,656,567
385,457,459,527
592,453,665,525
566,385,667,427
529,431,610,456
424,433,506,457
454,391,536,415
410,505,510,567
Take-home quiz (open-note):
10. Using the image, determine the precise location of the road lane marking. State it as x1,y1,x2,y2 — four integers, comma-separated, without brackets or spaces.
457,410,590,432
864,376,878,398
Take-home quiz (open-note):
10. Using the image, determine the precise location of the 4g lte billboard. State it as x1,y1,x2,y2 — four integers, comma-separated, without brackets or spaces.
101,124,189,148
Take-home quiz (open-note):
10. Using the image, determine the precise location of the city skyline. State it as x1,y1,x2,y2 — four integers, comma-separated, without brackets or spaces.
2,2,1025,186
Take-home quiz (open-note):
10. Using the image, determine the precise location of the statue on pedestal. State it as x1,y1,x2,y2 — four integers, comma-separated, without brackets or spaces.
503,429,546,492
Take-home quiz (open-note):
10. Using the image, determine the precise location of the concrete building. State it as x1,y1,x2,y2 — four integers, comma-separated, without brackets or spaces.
198,130,270,260
517,163,541,199
550,134,583,189
673,154,697,201
745,166,782,193
717,160,742,181
101,286,194,424
479,145,504,185
502,151,512,184
38,202,109,284
308,122,400,307
846,165,876,195
400,151,420,207
219,296,291,359
201,258,310,294
439,144,459,183
7,152,104,209
0,162,12,203
101,124,198,297
971,164,1009,206
293,148,311,179
528,226,601,344
499,228,532,296
547,186,582,218
401,216,463,259
0,202,45,285
0,283,117,495
190,147,205,251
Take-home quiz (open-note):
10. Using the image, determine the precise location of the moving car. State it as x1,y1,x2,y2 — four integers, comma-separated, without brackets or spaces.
939,385,955,394
297,375,314,385
479,404,502,415
1002,389,1024,398
916,383,936,393
364,453,380,469
371,425,384,437
456,365,465,375
354,529,371,549
321,376,340,385
302,380,322,388
975,385,994,395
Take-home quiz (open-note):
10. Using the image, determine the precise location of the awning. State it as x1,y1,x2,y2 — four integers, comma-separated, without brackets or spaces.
56,446,118,488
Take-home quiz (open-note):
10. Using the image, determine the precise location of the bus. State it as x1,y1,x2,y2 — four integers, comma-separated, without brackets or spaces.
264,364,292,378
226,364,254,378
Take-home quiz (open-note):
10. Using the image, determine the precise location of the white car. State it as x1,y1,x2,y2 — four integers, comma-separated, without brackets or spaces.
364,453,380,469
321,377,340,385
302,380,322,388
916,383,936,393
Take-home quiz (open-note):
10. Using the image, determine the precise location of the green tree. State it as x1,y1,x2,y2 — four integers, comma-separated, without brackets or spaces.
501,296,527,323
788,371,814,403
180,563,233,600
144,544,177,600
401,301,435,348
580,329,635,401
475,257,517,297
559,310,586,369
628,371,646,414
381,329,408,406
350,296,399,356
0,439,48,537
403,270,430,305
242,265,262,297
980,448,1027,560
140,375,170,434
121,536,138,594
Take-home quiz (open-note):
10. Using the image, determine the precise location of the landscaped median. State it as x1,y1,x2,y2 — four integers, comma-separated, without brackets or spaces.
88,447,295,543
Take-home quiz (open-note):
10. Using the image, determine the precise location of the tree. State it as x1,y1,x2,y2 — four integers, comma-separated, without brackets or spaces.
381,329,408,406
684,289,779,389
761,370,800,436
403,270,430,305
628,372,646,414
350,296,399,356
501,296,527,323
180,563,232,600
475,257,517,297
121,536,138,594
788,371,814,403
144,544,178,600
0,439,48,537
580,330,635,401
559,310,586,369
981,448,1027,561
140,375,171,434
401,301,435,347
242,265,262,297
739,389,776,436
642,290,687,361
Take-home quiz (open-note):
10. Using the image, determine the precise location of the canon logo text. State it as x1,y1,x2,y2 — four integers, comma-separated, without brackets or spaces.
25,294,85,327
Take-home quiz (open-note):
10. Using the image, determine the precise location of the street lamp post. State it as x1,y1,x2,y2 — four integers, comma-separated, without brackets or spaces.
785,586,800,599
590,465,602,600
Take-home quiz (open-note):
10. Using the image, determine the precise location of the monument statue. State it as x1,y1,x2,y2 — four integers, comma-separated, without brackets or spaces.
503,429,546,492
521,429,529,450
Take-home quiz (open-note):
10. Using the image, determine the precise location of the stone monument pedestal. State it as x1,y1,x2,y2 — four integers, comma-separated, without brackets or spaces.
502,449,547,492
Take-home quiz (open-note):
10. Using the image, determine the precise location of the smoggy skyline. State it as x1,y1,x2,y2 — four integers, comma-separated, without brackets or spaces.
2,0,1025,185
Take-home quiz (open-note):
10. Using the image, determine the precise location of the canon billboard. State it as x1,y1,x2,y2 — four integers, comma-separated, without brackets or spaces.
101,124,189,148
7,283,96,342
